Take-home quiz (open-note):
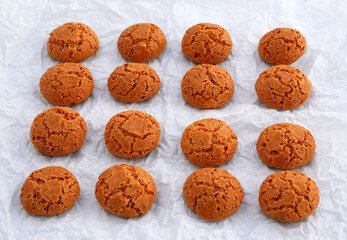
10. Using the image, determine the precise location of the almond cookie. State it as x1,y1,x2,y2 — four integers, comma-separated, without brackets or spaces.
95,164,156,218
47,22,99,63
108,63,160,103
255,65,311,110
20,166,80,216
183,168,244,221
257,123,315,169
40,63,94,106
105,110,161,159
181,118,238,167
259,171,319,222
181,64,234,109
30,107,87,156
117,23,166,63
258,28,306,65
182,23,232,64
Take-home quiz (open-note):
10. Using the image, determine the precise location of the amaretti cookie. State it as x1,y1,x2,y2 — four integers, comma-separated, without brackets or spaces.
40,62,94,106
117,23,166,63
105,110,161,159
259,171,319,222
183,168,244,221
181,64,234,109
30,107,87,156
255,65,311,110
47,22,99,63
256,123,315,169
258,28,306,65
108,63,160,103
181,118,238,167
182,23,232,64
20,166,80,216
95,164,156,218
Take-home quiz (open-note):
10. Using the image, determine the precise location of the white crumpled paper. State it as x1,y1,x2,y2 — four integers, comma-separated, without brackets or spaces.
1,0,346,239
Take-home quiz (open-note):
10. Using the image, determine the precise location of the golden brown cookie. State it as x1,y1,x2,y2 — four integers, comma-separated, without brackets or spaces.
104,110,161,159
255,65,311,110
181,23,232,64
181,119,238,167
181,64,234,109
183,168,244,221
30,107,87,156
259,171,319,222
47,22,99,63
258,28,306,65
117,23,166,63
108,63,160,103
257,123,315,169
20,166,80,216
95,164,156,218
40,62,94,106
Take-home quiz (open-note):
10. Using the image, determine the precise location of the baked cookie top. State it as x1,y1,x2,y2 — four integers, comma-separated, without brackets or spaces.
182,23,232,64
47,22,99,63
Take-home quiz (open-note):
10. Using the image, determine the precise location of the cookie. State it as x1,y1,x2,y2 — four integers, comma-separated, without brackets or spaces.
117,23,166,63
95,164,156,218
108,63,160,103
105,110,161,159
20,166,80,216
47,22,99,63
181,23,232,64
255,65,312,110
258,28,306,65
180,118,238,167
259,171,319,222
183,168,244,221
257,123,315,169
30,107,87,156
40,62,94,106
181,64,234,109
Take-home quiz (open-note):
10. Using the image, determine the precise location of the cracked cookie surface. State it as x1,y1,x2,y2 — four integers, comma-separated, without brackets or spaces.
183,168,244,221
47,22,99,63
30,107,87,156
257,123,315,169
20,166,80,216
258,28,306,65
181,118,238,167
108,63,160,103
181,64,234,109
95,164,156,218
259,171,319,222
255,65,311,110
117,23,166,63
105,110,161,159
182,23,232,64
40,62,94,106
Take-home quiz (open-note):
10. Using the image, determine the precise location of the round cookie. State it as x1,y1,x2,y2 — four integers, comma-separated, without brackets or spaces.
104,110,161,159
108,63,160,103
258,28,306,65
259,171,319,222
95,164,156,218
40,62,94,106
47,22,99,63
30,107,87,156
117,23,166,63
255,65,312,110
20,166,80,216
181,23,232,64
180,118,238,167
181,64,234,109
257,123,315,169
183,168,244,221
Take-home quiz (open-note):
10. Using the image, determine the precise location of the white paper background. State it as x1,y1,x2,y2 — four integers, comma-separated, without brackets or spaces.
0,0,346,239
